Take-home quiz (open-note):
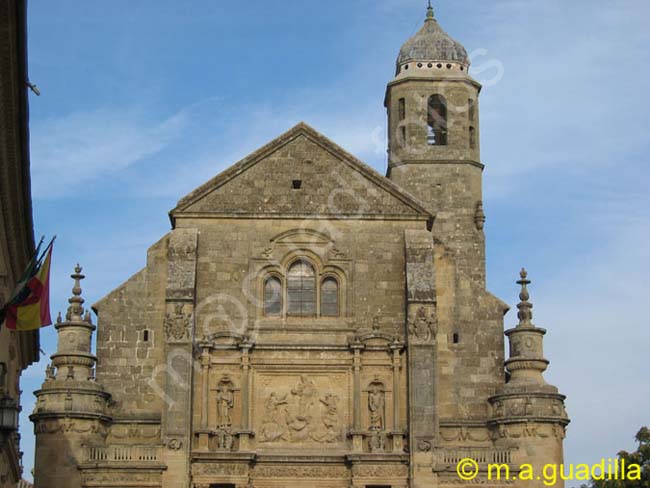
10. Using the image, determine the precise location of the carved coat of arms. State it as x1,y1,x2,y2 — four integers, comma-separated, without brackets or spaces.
164,304,191,341
408,306,437,343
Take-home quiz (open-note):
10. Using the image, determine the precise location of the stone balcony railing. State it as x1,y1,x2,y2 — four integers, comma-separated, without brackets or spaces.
84,445,162,463
435,447,514,466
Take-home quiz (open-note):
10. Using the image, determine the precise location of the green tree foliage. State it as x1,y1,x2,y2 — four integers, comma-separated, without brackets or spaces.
588,427,650,488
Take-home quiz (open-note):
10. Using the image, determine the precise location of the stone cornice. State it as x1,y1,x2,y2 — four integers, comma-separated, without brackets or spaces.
172,212,432,224
385,74,482,92
29,411,112,423
388,159,485,171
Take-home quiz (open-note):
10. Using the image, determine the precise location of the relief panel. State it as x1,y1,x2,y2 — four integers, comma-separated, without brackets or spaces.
253,371,350,448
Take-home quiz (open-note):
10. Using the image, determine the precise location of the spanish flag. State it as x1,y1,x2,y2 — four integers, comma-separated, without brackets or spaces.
1,238,54,331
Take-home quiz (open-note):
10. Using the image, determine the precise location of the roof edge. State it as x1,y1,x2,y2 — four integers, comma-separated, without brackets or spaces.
169,122,435,227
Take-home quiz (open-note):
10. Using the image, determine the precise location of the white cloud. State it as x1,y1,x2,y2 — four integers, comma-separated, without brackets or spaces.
30,106,188,198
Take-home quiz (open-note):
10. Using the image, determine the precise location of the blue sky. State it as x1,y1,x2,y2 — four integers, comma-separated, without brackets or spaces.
20,0,649,482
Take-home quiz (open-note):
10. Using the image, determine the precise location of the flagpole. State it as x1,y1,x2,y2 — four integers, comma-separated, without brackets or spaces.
36,235,56,266
34,235,45,256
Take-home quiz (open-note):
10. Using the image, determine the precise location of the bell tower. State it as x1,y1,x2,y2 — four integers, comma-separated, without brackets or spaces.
386,4,485,284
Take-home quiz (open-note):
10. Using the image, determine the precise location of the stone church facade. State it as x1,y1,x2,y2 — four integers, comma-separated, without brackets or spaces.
31,6,569,488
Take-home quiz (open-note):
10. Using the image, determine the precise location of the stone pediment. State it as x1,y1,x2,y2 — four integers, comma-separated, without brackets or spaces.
170,123,433,227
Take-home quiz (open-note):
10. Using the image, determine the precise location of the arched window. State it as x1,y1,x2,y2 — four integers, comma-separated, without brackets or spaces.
320,277,339,317
469,126,476,149
264,276,283,316
427,95,448,146
287,261,316,316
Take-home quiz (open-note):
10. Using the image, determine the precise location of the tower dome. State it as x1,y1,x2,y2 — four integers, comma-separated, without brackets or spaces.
396,4,469,74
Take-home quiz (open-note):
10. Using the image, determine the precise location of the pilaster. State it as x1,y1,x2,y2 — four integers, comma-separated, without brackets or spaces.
161,228,199,488
404,229,438,487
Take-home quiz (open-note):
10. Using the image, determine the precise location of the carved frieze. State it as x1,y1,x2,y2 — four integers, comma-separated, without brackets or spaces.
439,425,490,443
110,424,161,440
351,464,408,477
82,471,162,484
192,463,248,476
253,464,349,478
488,395,569,423
488,422,566,440
34,419,107,436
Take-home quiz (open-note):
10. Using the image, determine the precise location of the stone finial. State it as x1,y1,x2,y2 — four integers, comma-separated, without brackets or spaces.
426,0,435,20
516,268,533,327
67,264,86,321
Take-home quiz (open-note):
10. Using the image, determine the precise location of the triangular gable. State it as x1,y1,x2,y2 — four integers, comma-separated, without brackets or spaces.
170,122,433,228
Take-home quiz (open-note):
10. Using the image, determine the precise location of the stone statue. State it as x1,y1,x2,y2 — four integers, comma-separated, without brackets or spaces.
368,382,385,431
216,380,234,428
45,363,55,380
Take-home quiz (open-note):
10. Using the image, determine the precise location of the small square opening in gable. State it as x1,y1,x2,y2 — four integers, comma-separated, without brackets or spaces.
292,179,302,190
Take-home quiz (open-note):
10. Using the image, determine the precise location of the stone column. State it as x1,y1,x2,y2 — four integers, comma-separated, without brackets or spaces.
194,347,211,451
238,340,254,450
390,340,405,453
201,348,210,428
350,341,364,452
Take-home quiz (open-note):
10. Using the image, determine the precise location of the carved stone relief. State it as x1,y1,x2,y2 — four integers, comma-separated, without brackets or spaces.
192,463,248,476
253,464,349,478
408,306,437,343
256,373,347,446
368,432,386,453
164,303,191,341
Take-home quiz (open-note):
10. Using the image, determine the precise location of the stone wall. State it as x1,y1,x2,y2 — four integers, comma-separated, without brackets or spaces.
94,236,169,417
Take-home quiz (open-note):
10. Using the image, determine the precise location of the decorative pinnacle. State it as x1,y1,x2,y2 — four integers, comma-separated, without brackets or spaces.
426,1,435,20
67,264,85,321
516,268,533,327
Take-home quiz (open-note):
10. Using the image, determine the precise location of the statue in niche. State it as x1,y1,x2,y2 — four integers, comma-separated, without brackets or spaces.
368,381,385,431
215,379,234,428
259,392,290,443
312,393,341,443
